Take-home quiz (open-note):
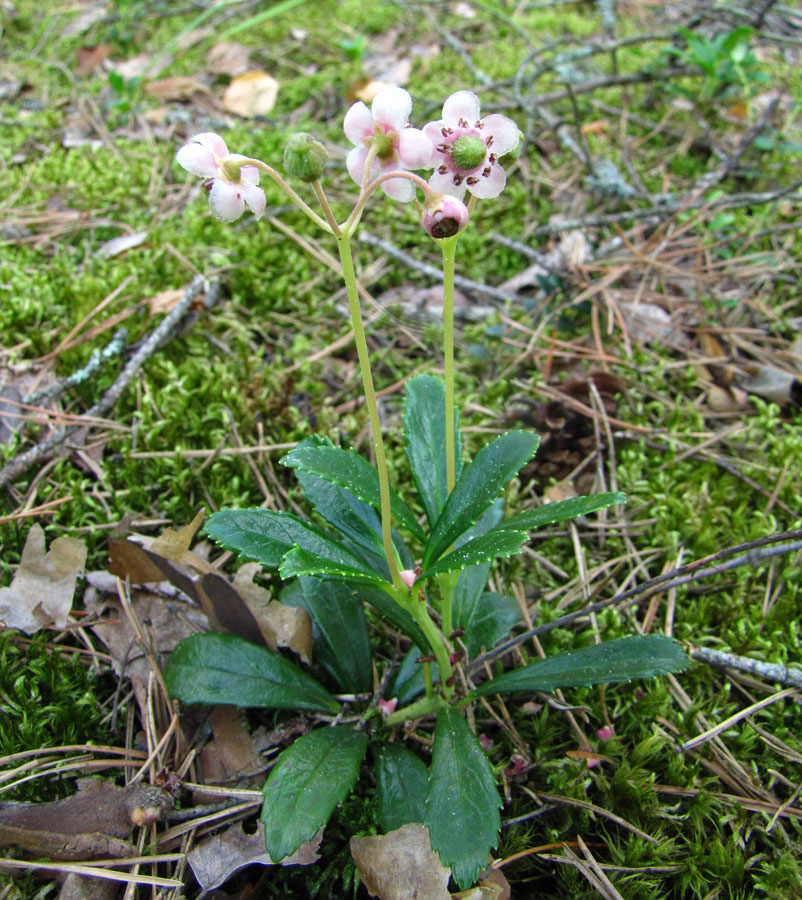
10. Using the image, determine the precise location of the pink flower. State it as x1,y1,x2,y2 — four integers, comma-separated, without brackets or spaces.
479,734,493,751
423,193,470,239
423,91,521,200
344,86,433,202
377,697,398,716
176,133,266,223
597,725,615,741
399,569,417,589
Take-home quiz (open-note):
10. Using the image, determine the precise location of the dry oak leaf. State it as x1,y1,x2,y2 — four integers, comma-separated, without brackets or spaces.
0,524,86,633
187,821,322,891
223,70,279,117
351,823,451,900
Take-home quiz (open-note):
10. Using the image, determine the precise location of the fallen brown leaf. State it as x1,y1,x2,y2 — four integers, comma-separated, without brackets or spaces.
75,44,113,77
199,706,268,784
0,524,86,633
223,70,279,118
144,75,208,101
208,42,252,76
187,821,322,891
350,824,451,900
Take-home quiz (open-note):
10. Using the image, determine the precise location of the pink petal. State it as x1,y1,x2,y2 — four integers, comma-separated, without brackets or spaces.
428,168,466,199
176,143,219,178
240,164,260,185
371,85,412,131
442,90,480,126
208,179,245,222
483,114,521,156
344,101,374,145
398,128,434,169
467,164,506,199
242,182,266,219
380,168,416,202
346,145,376,186
423,120,445,146
190,132,228,160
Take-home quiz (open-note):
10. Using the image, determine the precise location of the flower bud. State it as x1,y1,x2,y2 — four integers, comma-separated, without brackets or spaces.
399,569,417,589
283,132,328,182
423,193,469,240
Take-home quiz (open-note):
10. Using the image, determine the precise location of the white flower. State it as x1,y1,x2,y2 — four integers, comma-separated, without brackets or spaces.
176,133,266,222
343,86,433,202
423,91,521,199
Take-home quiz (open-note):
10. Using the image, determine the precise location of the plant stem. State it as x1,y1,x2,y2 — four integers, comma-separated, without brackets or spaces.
336,235,401,588
384,692,446,727
440,235,458,494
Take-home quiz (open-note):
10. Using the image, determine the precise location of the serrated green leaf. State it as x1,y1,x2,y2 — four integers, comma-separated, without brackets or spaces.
163,633,338,713
403,375,462,526
422,431,539,568
471,636,690,698
375,743,429,832
279,545,387,586
281,577,372,694
455,587,521,658
281,436,425,541
419,529,528,580
262,727,367,861
425,708,501,889
499,491,625,532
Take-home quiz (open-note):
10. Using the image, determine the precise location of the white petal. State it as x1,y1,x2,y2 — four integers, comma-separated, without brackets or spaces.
240,164,260,185
208,179,245,221
423,120,445,146
398,128,434,168
467,164,506,199
380,168,416,202
346,146,375,186
190,132,228,160
483,115,521,156
176,143,219,178
344,101,374,145
428,169,466,199
242,182,266,219
371,85,412,131
442,90,481,126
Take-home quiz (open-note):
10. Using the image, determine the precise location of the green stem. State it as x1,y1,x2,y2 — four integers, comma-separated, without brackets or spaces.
336,235,401,588
405,594,454,700
242,159,332,232
384,692,446,727
441,235,458,494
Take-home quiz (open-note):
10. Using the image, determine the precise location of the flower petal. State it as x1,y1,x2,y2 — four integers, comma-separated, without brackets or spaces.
423,120,445,146
346,145,375,186
467,164,506,199
442,90,480,126
208,179,245,222
398,128,434,169
344,101,374,145
190,132,229,160
240,164,260,185
242,182,266,219
371,85,412,131
176,143,219,178
428,169,466,199
483,114,521,156
380,168,416,202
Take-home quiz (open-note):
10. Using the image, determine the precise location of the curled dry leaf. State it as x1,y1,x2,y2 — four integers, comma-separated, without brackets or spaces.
223,70,279,118
187,821,322,891
351,823,451,900
199,705,268,784
0,524,86,633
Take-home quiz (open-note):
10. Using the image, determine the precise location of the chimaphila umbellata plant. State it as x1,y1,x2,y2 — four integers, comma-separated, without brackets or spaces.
164,86,689,889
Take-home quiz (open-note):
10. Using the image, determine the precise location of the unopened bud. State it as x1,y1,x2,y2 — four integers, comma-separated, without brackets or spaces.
399,569,417,589
283,132,328,182
423,193,469,240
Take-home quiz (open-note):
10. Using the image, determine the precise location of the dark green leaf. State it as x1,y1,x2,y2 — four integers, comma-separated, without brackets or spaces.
425,708,501,889
357,587,429,652
279,545,387,586
281,436,425,541
422,431,539,568
261,727,367,861
403,375,462,526
281,577,372,694
419,529,528,580
375,743,429,832
205,508,358,570
471,636,690,698
499,492,625,532
387,645,439,705
163,633,339,713
455,587,521,658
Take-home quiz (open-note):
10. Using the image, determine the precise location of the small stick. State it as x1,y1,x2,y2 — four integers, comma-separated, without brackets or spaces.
689,646,802,690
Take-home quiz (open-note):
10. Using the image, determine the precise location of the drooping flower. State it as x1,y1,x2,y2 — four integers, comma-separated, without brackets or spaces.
343,86,433,202
422,192,470,240
423,91,522,200
176,133,266,222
